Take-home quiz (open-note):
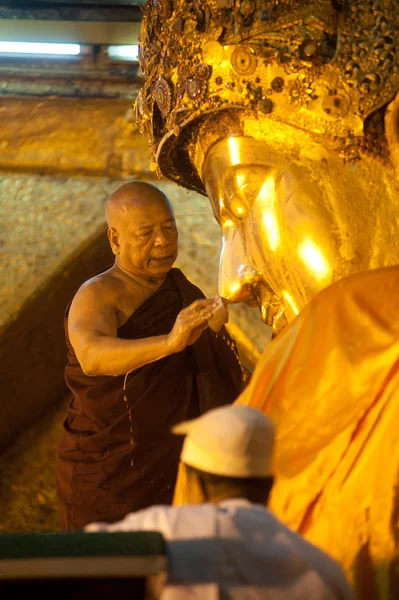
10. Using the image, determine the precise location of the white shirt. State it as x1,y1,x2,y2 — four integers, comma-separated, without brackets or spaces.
85,499,352,600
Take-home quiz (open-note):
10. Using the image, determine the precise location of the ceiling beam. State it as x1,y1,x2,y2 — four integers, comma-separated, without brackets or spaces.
0,74,141,97
0,19,140,44
0,4,143,22
2,1,146,6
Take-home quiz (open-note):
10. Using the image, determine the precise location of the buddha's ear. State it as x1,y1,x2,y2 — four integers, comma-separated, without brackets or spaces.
385,91,399,175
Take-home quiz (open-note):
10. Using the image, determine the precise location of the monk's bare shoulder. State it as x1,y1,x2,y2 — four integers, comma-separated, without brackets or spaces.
69,266,146,329
67,269,124,353
78,268,123,298
69,268,125,317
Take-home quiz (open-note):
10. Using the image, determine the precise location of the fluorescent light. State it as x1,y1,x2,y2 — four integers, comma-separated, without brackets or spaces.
0,41,80,55
108,45,139,61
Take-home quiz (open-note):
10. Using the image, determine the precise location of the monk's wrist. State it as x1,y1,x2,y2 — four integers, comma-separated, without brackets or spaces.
165,332,179,354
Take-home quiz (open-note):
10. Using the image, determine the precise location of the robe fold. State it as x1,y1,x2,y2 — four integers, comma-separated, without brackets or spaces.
56,268,243,530
234,265,399,596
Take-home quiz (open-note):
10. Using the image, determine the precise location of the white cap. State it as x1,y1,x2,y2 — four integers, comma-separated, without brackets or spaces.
172,405,275,478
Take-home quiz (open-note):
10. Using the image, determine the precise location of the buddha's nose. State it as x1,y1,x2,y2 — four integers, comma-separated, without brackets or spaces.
218,224,259,304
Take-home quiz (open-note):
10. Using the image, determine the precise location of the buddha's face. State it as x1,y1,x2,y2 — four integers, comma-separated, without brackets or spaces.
203,139,333,327
202,126,399,332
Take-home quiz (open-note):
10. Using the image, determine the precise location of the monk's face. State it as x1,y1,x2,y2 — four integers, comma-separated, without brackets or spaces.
114,195,178,278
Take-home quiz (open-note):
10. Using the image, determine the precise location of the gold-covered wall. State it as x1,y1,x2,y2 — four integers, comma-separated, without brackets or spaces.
0,97,146,177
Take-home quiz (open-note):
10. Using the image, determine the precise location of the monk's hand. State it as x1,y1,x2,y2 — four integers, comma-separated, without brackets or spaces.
167,298,217,353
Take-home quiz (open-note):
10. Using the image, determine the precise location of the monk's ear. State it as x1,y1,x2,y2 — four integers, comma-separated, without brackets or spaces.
385,91,399,175
108,228,120,255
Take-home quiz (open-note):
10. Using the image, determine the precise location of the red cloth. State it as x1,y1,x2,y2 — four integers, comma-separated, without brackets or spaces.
56,268,242,530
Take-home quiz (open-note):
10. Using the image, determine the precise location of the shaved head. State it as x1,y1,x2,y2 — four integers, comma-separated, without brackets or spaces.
106,182,173,230
106,181,178,278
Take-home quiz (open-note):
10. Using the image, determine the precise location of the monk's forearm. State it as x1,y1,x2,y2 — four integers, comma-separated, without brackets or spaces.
79,334,175,377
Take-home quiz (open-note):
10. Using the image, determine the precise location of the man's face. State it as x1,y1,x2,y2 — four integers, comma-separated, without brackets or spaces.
115,196,178,279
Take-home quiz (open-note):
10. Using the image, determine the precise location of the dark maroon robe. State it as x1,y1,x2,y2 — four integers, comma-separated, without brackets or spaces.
56,268,243,530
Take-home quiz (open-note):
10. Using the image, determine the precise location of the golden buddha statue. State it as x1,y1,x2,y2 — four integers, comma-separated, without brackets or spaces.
136,1,399,596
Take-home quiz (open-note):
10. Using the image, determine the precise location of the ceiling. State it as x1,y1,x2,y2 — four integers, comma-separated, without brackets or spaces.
0,0,146,98
0,1,145,22
2,1,145,7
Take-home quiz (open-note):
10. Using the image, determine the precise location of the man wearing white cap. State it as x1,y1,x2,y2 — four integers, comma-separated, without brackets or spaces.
85,405,352,600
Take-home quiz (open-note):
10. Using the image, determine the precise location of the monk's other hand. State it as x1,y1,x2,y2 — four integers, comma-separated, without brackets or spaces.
167,298,217,352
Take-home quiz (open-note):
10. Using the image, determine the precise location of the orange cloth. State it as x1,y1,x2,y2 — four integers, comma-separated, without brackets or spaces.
236,266,399,597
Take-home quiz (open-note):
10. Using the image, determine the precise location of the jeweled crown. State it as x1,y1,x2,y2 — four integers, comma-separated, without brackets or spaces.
136,0,399,193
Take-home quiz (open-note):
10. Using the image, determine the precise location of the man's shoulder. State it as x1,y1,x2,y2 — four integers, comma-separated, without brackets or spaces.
73,269,122,301
66,270,124,319
270,517,351,589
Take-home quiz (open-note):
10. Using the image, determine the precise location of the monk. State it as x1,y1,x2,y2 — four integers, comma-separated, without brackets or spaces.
56,182,244,530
